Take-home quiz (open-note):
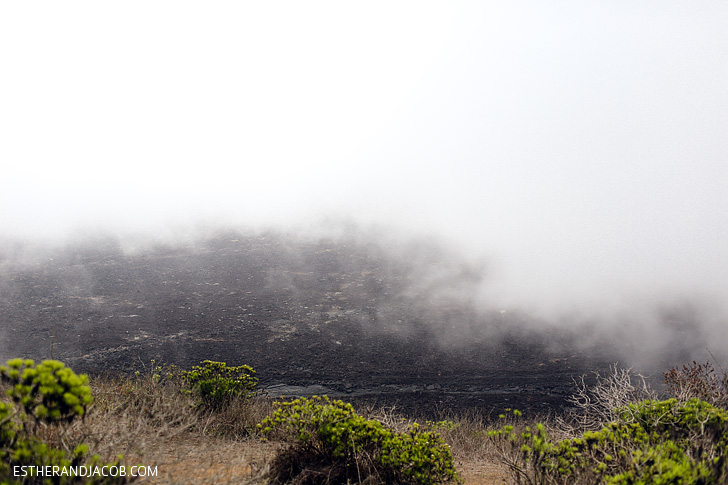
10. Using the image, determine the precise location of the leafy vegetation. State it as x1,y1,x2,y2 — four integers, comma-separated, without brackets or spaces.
128,359,266,437
181,360,258,409
259,395,461,484
491,399,728,484
2,359,94,426
489,360,728,485
5,354,728,484
0,359,128,484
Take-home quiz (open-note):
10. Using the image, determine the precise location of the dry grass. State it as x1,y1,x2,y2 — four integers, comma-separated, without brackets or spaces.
67,373,276,483
9,360,721,483
84,377,511,483
429,411,510,485
126,435,277,484
2,369,515,484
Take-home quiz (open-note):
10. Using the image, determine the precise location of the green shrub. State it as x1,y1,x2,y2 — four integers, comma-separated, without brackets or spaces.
259,395,460,484
0,358,128,484
181,360,258,408
2,358,93,426
490,399,728,484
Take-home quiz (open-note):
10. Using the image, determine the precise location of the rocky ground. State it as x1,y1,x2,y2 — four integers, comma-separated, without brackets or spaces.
0,229,674,418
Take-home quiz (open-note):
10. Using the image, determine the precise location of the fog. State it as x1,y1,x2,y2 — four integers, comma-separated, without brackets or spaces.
1,2,727,362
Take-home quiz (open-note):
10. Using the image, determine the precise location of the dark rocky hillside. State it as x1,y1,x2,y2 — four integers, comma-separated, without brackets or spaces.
0,229,686,417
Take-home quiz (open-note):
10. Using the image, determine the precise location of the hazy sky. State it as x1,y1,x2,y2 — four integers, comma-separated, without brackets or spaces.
2,2,727,316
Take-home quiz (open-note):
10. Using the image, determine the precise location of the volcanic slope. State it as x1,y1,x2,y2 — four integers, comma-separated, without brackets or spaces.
2,230,629,416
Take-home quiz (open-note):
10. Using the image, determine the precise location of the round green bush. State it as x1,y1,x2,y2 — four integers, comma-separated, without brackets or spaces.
181,360,258,408
0,358,127,484
1,358,93,425
259,396,460,484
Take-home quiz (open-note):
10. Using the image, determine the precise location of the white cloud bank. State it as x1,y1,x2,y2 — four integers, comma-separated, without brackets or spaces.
1,1,727,322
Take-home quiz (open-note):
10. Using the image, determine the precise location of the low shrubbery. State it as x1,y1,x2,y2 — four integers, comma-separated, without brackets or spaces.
489,360,728,484
0,359,128,484
5,353,728,484
0,357,268,483
123,359,266,438
259,396,461,484
490,399,728,484
181,360,258,409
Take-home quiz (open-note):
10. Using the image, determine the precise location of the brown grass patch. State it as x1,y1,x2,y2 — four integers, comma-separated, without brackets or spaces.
3,371,515,483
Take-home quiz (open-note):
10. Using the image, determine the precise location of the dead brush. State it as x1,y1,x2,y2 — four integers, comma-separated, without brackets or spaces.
358,402,414,434
554,363,657,437
664,359,728,409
